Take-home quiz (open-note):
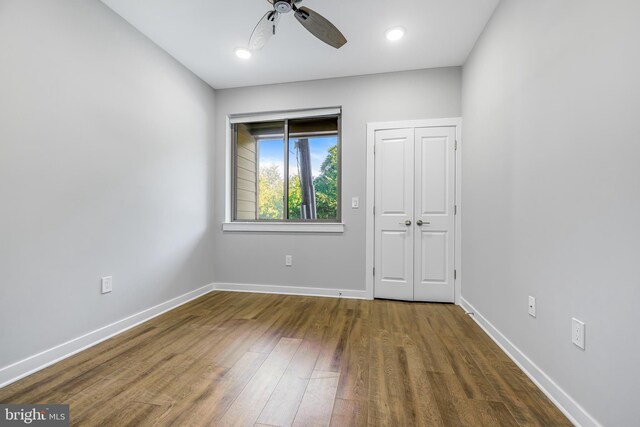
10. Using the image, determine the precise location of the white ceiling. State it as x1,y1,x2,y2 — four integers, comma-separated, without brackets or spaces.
101,0,499,89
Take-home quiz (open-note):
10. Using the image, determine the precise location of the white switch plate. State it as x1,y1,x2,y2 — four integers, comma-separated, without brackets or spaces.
528,296,536,317
572,318,585,349
351,197,359,209
285,255,292,267
101,276,112,294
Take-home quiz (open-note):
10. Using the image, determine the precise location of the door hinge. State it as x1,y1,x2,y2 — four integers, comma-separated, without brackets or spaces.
454,270,457,280
455,205,458,215
373,206,375,215
373,267,375,276
455,140,458,150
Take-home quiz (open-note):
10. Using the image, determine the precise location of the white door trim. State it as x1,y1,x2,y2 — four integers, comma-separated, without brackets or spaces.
365,118,462,303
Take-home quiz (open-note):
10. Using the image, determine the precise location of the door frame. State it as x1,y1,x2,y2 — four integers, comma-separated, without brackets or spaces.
365,118,462,303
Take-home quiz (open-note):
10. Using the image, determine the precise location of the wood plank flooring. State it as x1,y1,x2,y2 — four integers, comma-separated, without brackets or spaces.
0,291,572,426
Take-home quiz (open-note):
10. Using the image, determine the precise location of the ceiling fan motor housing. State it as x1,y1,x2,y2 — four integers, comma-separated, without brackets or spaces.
274,0,293,13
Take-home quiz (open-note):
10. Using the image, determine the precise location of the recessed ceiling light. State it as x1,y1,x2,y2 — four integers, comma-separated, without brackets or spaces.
385,27,405,41
234,48,252,59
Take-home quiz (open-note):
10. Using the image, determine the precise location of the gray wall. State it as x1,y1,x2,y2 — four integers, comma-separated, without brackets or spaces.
0,0,216,369
214,68,461,290
462,0,640,425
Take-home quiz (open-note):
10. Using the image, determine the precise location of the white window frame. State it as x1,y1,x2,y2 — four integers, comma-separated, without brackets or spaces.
223,107,345,233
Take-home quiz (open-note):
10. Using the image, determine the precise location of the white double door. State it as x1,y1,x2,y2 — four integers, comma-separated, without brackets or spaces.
374,126,456,302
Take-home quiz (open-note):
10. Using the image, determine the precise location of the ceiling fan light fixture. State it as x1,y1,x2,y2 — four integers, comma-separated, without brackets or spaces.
385,27,405,41
274,0,292,13
234,47,252,59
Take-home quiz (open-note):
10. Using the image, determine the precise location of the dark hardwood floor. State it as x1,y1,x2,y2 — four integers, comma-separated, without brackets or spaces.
0,291,572,426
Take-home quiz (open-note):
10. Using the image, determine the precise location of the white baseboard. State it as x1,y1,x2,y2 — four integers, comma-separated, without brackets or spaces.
459,297,601,427
0,284,214,389
213,282,369,300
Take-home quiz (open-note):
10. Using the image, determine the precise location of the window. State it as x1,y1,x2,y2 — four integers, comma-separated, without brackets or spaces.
232,112,341,223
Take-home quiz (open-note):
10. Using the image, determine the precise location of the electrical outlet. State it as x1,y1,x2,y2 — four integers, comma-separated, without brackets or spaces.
101,276,112,294
528,296,536,317
572,318,585,349
285,255,292,267
351,197,359,209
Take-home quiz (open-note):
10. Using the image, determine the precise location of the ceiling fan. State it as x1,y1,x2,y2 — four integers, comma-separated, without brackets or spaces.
248,0,347,51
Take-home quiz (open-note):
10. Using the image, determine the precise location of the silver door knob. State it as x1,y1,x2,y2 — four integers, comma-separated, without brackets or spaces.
404,220,412,226
416,220,430,226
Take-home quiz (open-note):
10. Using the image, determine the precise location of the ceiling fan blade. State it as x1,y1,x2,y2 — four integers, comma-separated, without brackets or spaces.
249,10,280,50
294,6,347,49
